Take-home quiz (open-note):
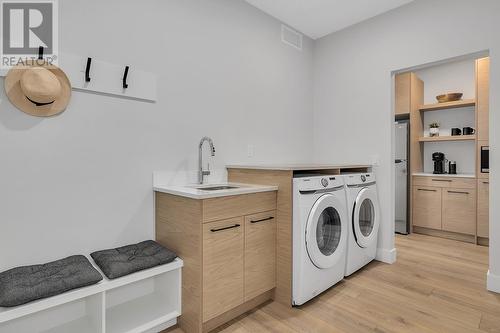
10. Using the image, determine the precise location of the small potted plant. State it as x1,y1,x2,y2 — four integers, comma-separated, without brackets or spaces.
429,122,440,137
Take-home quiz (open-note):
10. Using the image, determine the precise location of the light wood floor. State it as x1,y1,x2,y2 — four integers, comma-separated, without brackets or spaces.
166,234,500,333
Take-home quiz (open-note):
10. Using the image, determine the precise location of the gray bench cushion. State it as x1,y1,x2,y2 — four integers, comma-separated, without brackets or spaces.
90,240,177,280
0,255,103,307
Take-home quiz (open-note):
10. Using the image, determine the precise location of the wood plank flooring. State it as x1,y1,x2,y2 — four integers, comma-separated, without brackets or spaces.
166,234,500,333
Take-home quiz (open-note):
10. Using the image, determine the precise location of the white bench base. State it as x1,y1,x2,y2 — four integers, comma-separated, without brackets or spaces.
0,258,183,333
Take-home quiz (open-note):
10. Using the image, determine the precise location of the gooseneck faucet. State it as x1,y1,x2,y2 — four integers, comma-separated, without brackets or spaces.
198,136,216,184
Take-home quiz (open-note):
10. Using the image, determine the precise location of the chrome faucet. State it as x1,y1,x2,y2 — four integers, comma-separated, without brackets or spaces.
198,136,215,184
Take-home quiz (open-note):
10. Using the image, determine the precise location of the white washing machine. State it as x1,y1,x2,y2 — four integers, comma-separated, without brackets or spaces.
292,175,348,306
344,173,380,276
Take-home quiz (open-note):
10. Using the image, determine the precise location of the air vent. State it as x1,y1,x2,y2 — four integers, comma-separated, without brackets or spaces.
281,25,302,51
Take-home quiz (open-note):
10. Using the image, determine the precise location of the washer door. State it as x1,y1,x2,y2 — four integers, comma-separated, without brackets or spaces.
352,187,380,248
305,194,346,269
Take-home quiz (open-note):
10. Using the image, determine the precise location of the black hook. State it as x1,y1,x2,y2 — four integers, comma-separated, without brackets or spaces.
38,46,44,60
123,66,130,89
85,58,92,82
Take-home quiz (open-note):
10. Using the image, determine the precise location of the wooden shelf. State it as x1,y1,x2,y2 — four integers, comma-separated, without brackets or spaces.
418,135,476,142
419,99,476,112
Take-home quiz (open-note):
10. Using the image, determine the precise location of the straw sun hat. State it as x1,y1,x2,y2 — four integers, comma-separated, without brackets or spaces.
4,60,71,117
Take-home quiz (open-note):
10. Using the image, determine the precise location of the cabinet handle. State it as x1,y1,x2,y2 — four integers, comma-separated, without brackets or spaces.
432,179,452,182
210,224,241,232
448,190,470,195
250,216,275,224
483,181,489,184
418,188,437,192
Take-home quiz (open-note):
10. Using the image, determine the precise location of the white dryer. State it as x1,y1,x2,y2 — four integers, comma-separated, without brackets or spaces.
292,175,348,306
344,173,380,276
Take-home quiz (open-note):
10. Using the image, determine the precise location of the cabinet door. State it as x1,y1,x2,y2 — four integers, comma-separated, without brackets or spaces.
412,186,441,230
244,211,276,301
203,217,244,322
395,73,411,115
442,188,476,235
476,57,489,141
477,180,489,238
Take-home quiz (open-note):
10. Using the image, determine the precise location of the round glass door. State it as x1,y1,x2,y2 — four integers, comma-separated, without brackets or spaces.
353,188,379,248
306,194,347,269
359,199,375,237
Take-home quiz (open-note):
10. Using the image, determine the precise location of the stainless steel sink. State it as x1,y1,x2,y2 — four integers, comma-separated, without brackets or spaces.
196,185,240,191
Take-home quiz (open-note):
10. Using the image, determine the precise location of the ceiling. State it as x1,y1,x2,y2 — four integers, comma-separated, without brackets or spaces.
244,0,414,39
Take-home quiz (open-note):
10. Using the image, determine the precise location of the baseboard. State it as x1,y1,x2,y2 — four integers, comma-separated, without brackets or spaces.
487,270,500,293
376,247,397,264
413,226,475,244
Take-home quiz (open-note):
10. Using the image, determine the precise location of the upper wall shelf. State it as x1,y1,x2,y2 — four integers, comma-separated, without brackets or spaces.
418,135,476,142
419,99,476,112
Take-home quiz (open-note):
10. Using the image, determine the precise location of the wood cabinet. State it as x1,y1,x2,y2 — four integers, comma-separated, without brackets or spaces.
442,188,476,235
412,176,477,237
203,217,244,321
244,211,276,301
395,73,411,115
477,179,489,238
476,57,489,141
413,176,476,189
156,191,277,333
412,186,442,229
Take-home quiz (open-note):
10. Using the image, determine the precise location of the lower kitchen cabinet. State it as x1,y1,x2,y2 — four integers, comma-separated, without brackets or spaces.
203,217,244,322
156,191,277,333
477,179,489,238
412,176,478,238
442,188,476,235
412,186,442,229
244,211,276,301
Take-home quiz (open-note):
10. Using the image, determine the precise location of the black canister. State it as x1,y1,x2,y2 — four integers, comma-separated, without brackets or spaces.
449,161,457,175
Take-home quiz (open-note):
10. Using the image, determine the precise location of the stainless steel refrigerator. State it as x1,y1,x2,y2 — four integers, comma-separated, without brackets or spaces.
395,121,409,234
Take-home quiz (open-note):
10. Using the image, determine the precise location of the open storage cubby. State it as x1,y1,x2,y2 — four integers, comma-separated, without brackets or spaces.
105,267,181,333
0,258,183,333
0,293,104,333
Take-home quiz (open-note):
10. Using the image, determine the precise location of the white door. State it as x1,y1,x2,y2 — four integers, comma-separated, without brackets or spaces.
305,194,347,269
353,188,380,248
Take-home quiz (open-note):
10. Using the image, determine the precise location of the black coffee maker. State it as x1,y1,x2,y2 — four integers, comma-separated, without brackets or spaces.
432,152,447,174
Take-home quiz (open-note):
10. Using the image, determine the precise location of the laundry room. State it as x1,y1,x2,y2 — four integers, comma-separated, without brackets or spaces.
1,1,499,333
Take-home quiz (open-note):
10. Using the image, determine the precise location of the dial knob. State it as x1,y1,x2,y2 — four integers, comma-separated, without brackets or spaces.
361,175,367,182
321,178,329,187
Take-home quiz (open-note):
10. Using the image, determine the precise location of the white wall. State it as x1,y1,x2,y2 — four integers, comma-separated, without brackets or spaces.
0,0,314,270
416,58,476,104
313,0,500,290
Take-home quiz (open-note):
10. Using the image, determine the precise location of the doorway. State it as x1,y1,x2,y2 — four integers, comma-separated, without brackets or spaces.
392,53,490,247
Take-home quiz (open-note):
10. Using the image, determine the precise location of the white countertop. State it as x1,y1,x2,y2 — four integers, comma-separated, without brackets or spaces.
412,172,476,179
154,182,278,199
226,163,371,171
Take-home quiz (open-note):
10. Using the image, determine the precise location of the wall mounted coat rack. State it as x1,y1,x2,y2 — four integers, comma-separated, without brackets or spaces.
61,53,157,102
0,53,157,102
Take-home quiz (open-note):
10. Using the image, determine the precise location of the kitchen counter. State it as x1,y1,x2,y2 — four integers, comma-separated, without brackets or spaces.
412,172,476,179
226,163,371,171
153,182,278,199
